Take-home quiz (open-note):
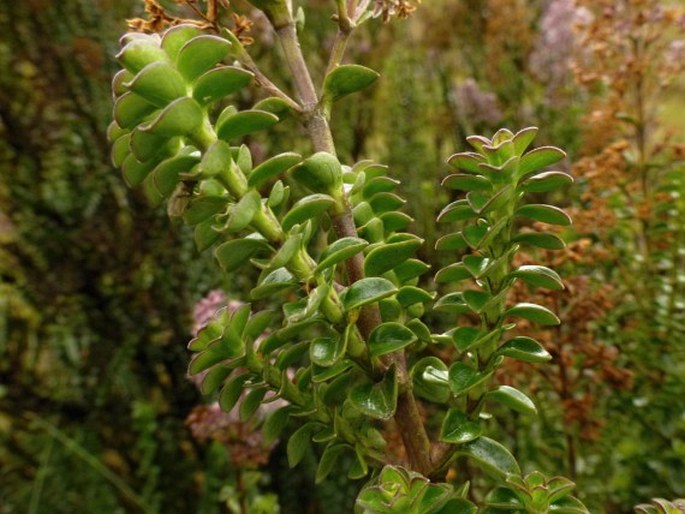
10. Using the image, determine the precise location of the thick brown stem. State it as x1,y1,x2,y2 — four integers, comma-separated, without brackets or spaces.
274,15,434,475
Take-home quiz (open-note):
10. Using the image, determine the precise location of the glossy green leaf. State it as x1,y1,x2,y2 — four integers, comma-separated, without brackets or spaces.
214,236,270,272
200,365,232,396
127,61,187,107
111,69,133,97
433,292,471,315
364,237,422,277
239,387,268,420
520,171,573,192
368,322,417,358
269,232,301,270
437,199,477,223
315,237,368,272
342,277,397,311
248,152,302,188
111,133,131,167
380,211,413,232
463,224,489,248
121,154,156,188
287,422,320,468
177,34,231,81
435,232,468,252
487,385,537,415
291,152,342,193
116,38,169,73
184,195,228,225
244,310,277,341
512,126,538,156
251,268,297,300
448,362,480,396
518,146,566,176
458,436,521,479
362,176,400,197
440,409,482,444
512,231,566,250
263,406,292,444
194,218,221,251
452,327,498,353
515,204,572,226
394,259,431,283
129,128,169,162
152,155,200,197
411,357,450,403
316,444,350,483
435,263,472,283
282,194,335,232
510,265,564,290
161,23,203,60
216,109,279,140
396,286,434,307
442,173,492,191
140,97,203,137
310,336,346,367
349,366,398,420
225,190,261,232
113,92,157,129
193,66,253,105
505,302,560,325
322,64,380,102
312,359,353,383
496,336,551,363
463,290,490,312
369,192,406,213
218,372,251,412
448,152,486,174
549,496,590,513
253,96,295,118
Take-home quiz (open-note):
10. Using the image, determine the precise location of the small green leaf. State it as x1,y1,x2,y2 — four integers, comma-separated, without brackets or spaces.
394,259,431,283
435,263,472,284
316,237,368,272
510,265,564,290
487,385,536,415
380,211,413,232
368,322,417,358
515,204,572,226
161,23,203,60
369,192,406,213
281,194,335,231
463,290,490,312
342,277,397,311
111,133,131,167
184,195,228,225
140,97,203,137
193,66,253,105
549,496,590,513
152,154,200,197
240,387,268,420
251,268,297,300
512,126,538,156
112,69,133,97
520,171,573,192
244,310,277,341
177,34,231,81
435,232,468,252
253,96,295,118
127,61,187,107
121,154,156,188
463,224,489,248
316,444,350,483
200,140,233,177
117,38,169,73
364,237,422,277
225,190,261,232
263,406,292,444
323,64,379,103
512,231,566,250
113,92,157,129
440,409,482,444
448,362,481,396
396,286,434,308
248,152,302,188
128,129,171,162
452,327,498,353
442,173,492,192
433,292,471,315
287,422,320,468
437,199,477,223
215,236,270,272
362,176,400,198
518,146,566,177
496,336,551,363
194,218,221,251
270,232,302,270
217,109,280,140
312,359,353,383
447,152,486,174
218,372,251,412
349,366,398,420
310,336,346,367
458,436,521,479
411,357,450,403
506,302,560,325
291,152,342,193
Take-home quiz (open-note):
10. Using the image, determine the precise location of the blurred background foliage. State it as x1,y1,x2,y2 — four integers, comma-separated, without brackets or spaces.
1,0,685,512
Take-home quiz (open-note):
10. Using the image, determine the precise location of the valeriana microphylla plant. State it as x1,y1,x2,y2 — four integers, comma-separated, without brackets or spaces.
108,1,588,511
